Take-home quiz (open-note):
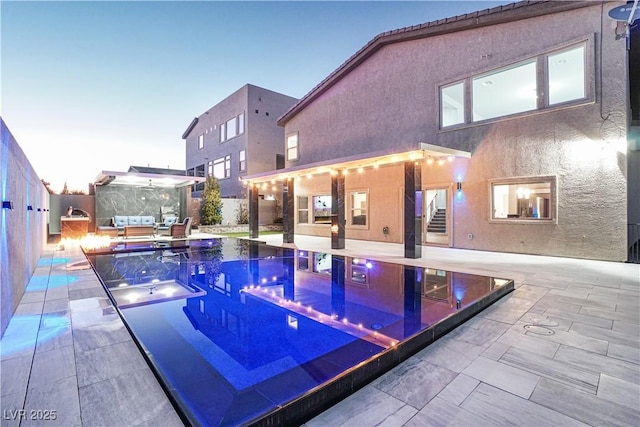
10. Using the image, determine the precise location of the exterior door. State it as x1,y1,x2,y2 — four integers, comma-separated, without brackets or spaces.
424,187,451,246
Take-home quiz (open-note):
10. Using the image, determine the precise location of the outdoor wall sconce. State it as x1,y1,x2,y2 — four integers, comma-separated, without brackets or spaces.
382,226,389,235
27,205,33,211
456,299,462,309
456,181,462,192
2,201,13,210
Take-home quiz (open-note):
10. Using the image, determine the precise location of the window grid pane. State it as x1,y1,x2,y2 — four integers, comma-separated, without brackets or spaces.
298,196,308,224
287,134,298,160
350,191,367,226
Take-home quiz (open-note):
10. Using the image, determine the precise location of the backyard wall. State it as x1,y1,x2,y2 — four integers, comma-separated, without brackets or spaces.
1,119,49,336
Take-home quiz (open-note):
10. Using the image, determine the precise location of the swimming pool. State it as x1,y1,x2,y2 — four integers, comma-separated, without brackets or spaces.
84,238,513,426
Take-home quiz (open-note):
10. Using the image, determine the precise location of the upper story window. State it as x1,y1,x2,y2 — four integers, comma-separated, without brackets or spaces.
220,112,245,142
490,176,556,223
239,150,246,171
548,45,585,106
287,133,298,161
440,42,588,128
213,155,231,179
198,134,204,149
472,59,537,122
441,82,465,127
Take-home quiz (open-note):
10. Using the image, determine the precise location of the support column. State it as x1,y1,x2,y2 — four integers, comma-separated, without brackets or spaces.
282,248,295,300
282,178,295,244
403,266,422,337
249,185,259,239
404,161,422,258
331,172,345,249
331,255,346,319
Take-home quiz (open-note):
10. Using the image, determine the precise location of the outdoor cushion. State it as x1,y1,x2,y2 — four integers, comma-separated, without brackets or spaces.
140,216,155,226
114,216,129,229
128,216,142,225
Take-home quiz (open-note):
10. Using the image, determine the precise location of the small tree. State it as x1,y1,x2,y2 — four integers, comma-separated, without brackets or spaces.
61,182,69,195
236,201,249,224
201,177,223,225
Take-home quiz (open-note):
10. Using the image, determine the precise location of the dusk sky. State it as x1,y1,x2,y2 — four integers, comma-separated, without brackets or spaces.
2,0,512,193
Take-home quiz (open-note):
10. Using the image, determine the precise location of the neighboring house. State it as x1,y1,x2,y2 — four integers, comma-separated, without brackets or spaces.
245,1,639,262
182,84,298,199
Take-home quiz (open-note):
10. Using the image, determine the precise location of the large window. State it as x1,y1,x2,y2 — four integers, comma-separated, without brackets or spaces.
350,191,367,226
239,150,246,171
213,156,231,179
491,177,556,222
220,113,245,142
287,133,298,161
440,42,588,128
473,60,537,122
298,196,309,224
313,195,331,224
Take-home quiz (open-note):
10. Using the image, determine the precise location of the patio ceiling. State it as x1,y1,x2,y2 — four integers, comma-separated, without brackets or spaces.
93,171,205,188
242,143,471,184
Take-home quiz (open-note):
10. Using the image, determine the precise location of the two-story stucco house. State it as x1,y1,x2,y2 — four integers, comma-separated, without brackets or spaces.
245,1,639,262
183,84,298,198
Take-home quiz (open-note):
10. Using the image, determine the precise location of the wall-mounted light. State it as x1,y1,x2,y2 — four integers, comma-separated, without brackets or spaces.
2,201,13,210
456,299,462,309
457,181,462,192
27,205,33,211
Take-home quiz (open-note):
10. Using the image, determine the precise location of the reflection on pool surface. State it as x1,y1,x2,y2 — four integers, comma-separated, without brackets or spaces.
84,239,513,426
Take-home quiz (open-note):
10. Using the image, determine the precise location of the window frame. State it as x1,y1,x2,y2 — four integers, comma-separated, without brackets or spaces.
312,195,331,224
213,155,231,181
440,81,466,128
439,39,592,130
488,175,557,224
348,189,369,229
239,149,246,172
286,132,299,161
297,195,309,224
198,134,204,150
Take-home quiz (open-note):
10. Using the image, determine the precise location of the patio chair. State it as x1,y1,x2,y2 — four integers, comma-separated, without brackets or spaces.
170,217,192,238
157,216,178,235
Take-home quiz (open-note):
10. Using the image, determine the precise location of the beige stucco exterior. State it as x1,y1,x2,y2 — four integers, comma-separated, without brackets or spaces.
276,1,630,262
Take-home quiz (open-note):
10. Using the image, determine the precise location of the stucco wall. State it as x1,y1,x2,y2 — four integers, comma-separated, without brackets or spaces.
284,2,628,261
1,119,49,336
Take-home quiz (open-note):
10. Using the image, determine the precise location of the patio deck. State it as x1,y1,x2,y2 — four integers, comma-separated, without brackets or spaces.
1,233,638,426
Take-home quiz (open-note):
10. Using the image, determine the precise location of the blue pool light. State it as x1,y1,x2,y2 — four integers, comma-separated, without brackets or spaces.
0,315,68,357
38,257,70,267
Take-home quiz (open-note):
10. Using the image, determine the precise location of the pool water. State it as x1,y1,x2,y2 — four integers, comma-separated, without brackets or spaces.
84,239,512,426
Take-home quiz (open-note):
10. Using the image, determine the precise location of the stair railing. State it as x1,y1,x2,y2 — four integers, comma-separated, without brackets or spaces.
427,192,439,224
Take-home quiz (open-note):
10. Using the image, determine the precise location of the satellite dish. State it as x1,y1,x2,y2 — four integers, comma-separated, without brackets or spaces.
608,1,640,22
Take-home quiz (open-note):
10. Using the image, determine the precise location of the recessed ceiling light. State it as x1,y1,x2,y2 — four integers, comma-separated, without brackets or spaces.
482,80,493,86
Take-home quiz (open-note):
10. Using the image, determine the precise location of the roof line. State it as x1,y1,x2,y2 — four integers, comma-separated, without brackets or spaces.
277,0,594,126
